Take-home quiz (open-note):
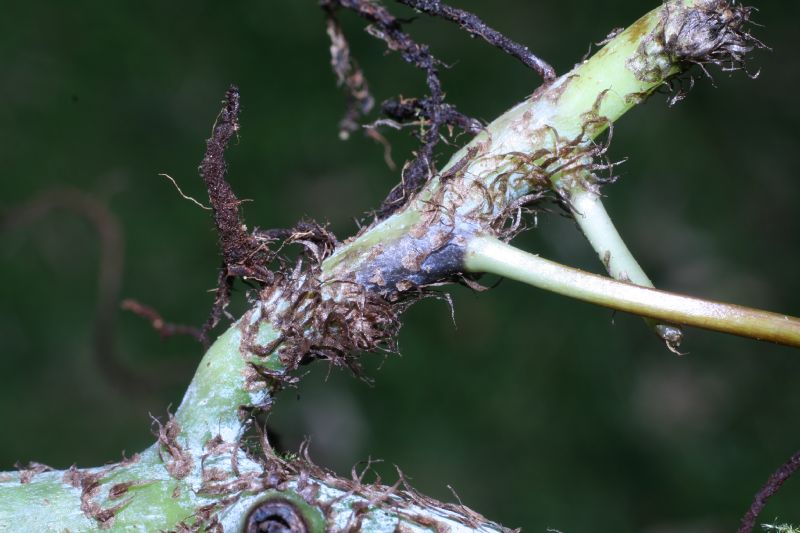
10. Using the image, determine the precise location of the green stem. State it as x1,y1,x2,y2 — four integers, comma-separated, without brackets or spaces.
568,188,684,350
174,318,279,449
0,0,774,529
0,316,501,532
0,322,281,532
465,235,800,348
323,0,694,282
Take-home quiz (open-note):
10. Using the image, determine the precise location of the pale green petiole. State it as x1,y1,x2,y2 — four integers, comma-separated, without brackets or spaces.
464,235,800,349
568,188,684,351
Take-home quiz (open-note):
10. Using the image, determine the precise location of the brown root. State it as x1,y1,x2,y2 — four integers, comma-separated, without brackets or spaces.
319,0,554,221
738,449,800,533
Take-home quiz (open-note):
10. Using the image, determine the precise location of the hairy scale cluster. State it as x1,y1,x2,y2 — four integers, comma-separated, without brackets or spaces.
243,261,404,380
239,0,765,389
629,0,760,83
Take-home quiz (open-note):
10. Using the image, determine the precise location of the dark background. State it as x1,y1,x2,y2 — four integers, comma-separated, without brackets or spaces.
2,1,799,531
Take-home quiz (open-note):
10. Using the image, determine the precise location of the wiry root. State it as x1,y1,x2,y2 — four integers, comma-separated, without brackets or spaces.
121,299,204,342
381,96,483,136
396,0,556,81
319,0,554,221
738,448,800,533
322,5,374,139
320,0,447,218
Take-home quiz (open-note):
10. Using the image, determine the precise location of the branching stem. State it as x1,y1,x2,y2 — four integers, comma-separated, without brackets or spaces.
464,235,800,348
568,188,684,350
0,1,785,530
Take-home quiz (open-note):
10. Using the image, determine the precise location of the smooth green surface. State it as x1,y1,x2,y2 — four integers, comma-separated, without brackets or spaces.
1,1,799,531
464,236,800,347
568,187,685,347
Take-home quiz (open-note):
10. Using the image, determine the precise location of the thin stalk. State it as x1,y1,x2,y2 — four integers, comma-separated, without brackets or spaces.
464,235,800,348
569,188,684,350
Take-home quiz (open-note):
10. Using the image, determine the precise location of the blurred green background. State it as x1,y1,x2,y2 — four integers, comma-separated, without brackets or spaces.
1,1,799,531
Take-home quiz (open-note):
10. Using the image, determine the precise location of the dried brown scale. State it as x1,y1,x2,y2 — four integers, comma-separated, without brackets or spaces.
107,480,150,500
154,414,194,480
628,0,764,89
79,467,129,530
171,499,231,533
489,191,547,241
63,465,82,488
428,127,615,244
663,0,760,68
234,255,406,385
246,359,297,393
15,462,52,484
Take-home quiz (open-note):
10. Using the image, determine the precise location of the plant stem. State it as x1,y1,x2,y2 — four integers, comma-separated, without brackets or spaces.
568,188,684,350
0,0,776,529
323,0,704,289
464,235,800,348
0,314,502,532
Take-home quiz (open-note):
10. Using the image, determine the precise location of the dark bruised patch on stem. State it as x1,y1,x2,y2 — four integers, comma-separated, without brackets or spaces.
193,86,427,387
191,88,485,386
